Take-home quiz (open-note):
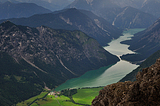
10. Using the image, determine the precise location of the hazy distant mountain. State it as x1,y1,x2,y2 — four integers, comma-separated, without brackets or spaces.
0,8,122,46
121,18,160,63
141,0,160,18
67,0,118,11
111,0,145,8
0,0,19,3
0,1,51,20
1,0,74,11
0,21,119,105
67,0,156,29
110,6,157,29
111,0,160,18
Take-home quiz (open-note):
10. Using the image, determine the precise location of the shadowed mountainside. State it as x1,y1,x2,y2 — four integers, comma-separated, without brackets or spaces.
0,21,119,105
121,17,160,63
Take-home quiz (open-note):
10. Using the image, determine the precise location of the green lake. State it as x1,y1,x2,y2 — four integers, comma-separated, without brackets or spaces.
55,28,145,91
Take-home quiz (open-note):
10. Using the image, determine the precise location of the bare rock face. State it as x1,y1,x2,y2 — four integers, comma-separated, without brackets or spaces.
92,58,160,106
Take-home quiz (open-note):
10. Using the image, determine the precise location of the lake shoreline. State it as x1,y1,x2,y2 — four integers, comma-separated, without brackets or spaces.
54,29,144,91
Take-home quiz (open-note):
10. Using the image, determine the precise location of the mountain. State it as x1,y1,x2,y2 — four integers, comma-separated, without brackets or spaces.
66,0,156,29
110,6,156,29
121,17,160,63
0,0,19,3
141,0,160,18
67,0,118,11
0,8,122,46
92,57,160,106
0,1,52,20
120,50,160,82
111,0,160,18
111,0,145,8
0,21,119,105
1,0,74,11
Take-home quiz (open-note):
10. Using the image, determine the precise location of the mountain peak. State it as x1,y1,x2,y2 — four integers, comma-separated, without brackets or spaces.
4,1,13,4
0,21,15,28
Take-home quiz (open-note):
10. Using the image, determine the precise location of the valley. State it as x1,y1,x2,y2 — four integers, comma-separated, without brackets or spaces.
17,87,103,106
0,21,119,105
1,0,160,106
54,28,144,91
16,28,146,106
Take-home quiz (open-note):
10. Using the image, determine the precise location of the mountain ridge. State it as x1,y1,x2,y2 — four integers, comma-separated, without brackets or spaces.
0,8,122,46
0,1,52,20
66,0,156,29
0,21,119,105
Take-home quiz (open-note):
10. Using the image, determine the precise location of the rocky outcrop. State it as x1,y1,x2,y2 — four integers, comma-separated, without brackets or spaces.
92,58,160,106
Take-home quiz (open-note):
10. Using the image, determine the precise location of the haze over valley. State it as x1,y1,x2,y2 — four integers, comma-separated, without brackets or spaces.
0,0,160,106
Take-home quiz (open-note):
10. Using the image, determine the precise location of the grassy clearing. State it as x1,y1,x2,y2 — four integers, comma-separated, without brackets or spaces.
16,87,103,106
30,95,77,106
72,87,103,105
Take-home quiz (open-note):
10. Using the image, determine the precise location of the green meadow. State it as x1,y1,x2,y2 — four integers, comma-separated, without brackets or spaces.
72,87,103,105
16,87,103,106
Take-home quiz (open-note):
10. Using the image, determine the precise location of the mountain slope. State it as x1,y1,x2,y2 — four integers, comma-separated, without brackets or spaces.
121,18,160,63
141,0,160,18
0,21,119,105
111,0,160,18
120,50,160,82
111,0,145,8
66,0,156,29
0,1,51,20
0,8,122,46
92,57,160,106
79,9,122,41
67,0,118,11
110,6,156,29
1,0,74,11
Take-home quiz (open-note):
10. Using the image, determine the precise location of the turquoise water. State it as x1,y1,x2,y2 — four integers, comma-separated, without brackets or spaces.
54,28,145,91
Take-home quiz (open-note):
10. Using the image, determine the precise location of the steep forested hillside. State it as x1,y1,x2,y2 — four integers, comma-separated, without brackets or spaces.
0,21,119,105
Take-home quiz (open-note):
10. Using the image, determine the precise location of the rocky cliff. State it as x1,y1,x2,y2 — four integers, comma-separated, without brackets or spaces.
92,58,160,106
